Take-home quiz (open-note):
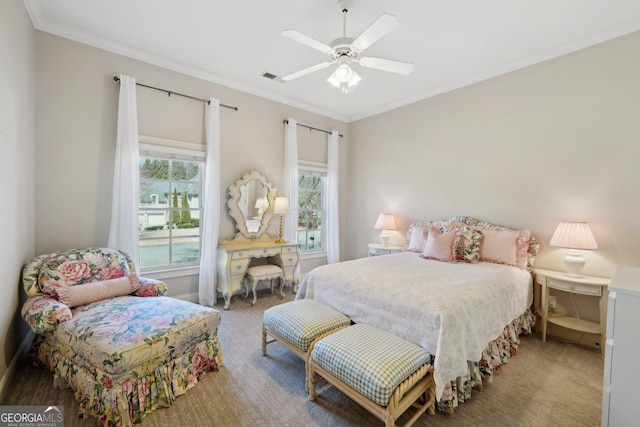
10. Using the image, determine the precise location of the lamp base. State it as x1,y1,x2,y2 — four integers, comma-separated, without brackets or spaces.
379,231,390,246
564,249,586,278
275,214,284,244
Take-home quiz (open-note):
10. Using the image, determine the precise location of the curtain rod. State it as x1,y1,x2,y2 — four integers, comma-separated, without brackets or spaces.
284,119,343,138
113,76,238,111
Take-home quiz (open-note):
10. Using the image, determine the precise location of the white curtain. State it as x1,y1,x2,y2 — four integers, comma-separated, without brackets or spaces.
283,119,299,247
199,98,221,306
326,131,340,263
108,74,140,265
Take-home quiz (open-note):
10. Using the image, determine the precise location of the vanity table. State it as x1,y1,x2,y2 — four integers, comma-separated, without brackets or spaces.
216,170,300,310
217,236,299,310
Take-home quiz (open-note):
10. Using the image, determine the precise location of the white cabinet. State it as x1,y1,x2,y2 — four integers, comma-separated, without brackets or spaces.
602,266,640,427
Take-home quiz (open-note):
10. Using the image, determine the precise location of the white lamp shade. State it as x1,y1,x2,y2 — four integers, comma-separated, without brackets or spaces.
254,197,265,209
549,222,598,250
374,213,397,231
273,197,289,215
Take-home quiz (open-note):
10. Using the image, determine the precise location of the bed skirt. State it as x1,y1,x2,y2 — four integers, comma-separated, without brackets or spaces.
436,308,535,413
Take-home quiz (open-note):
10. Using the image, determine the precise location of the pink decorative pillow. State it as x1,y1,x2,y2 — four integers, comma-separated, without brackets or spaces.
421,225,461,262
54,274,140,307
479,229,520,266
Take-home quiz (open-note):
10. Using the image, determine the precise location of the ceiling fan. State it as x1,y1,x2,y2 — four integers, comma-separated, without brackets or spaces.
280,0,415,93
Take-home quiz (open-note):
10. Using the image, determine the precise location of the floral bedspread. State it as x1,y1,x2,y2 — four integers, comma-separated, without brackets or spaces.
295,252,533,400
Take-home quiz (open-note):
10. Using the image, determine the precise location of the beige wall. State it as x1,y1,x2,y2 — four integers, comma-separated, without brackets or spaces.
347,31,640,347
34,32,348,300
0,0,36,400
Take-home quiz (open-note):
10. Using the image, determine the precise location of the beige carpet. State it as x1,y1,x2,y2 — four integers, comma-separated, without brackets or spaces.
4,290,604,427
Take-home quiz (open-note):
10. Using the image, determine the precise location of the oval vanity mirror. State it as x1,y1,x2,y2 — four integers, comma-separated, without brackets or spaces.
227,170,277,239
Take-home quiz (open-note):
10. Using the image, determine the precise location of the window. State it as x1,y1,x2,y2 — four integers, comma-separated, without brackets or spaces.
138,156,203,269
297,171,325,253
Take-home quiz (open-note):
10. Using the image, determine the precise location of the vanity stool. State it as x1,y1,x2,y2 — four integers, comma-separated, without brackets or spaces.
244,264,285,306
262,299,351,390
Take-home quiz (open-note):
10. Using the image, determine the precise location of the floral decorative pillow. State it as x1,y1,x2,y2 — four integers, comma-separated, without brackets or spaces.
456,227,483,263
421,225,461,262
40,254,127,297
21,295,72,334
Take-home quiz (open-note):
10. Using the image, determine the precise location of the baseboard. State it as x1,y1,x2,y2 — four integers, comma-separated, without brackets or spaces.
173,292,199,303
0,329,34,403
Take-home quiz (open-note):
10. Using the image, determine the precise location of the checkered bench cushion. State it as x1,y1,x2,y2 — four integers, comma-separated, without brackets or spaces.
311,323,431,407
263,299,350,352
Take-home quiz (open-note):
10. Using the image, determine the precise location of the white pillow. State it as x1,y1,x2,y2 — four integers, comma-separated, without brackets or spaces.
407,226,427,252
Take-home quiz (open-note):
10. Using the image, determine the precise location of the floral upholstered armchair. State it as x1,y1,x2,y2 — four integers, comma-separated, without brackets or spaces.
21,247,223,426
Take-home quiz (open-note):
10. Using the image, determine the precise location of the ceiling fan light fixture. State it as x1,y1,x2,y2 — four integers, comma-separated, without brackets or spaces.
327,62,361,93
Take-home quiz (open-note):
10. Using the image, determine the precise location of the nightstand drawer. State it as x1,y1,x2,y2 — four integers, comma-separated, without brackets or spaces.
547,278,602,296
369,247,389,256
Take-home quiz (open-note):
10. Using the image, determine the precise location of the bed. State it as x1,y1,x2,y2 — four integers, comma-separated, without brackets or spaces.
296,216,539,412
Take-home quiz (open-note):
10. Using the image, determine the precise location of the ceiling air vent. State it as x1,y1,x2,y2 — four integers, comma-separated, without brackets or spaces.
262,72,278,80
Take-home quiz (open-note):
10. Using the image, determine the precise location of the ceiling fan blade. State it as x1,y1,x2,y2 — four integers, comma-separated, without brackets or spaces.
281,61,335,82
358,57,415,75
282,30,335,55
351,13,399,52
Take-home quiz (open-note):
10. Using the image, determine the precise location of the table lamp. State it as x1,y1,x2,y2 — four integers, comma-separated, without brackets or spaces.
254,197,265,219
374,213,397,246
549,221,598,278
273,197,289,244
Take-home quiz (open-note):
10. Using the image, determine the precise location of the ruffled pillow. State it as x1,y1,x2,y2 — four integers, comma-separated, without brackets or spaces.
478,229,520,266
421,225,461,262
53,273,140,307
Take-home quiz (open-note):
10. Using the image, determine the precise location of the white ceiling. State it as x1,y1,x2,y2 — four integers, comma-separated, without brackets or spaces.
24,0,640,122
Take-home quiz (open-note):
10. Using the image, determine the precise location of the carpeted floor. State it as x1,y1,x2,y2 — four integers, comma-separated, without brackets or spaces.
4,290,604,426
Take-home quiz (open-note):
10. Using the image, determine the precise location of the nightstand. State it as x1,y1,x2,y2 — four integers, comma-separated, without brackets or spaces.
368,243,403,257
535,268,610,357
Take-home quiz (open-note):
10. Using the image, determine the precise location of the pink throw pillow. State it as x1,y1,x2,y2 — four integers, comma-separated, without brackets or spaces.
54,273,140,307
421,225,461,262
479,229,520,266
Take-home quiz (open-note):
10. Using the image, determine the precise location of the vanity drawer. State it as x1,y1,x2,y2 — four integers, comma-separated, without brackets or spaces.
229,258,249,276
231,250,251,260
279,254,299,267
282,245,298,254
248,247,281,258
547,278,602,296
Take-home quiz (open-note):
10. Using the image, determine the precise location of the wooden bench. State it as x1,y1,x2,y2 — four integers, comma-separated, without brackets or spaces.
308,323,435,427
262,299,351,388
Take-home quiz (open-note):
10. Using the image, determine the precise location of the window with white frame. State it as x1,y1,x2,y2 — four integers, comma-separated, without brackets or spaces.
297,165,326,253
138,137,205,270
